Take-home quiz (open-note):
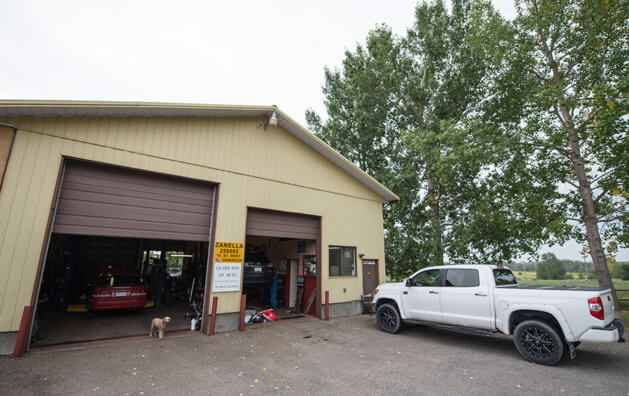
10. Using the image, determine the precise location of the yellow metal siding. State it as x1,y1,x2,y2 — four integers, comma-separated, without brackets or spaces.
0,117,386,331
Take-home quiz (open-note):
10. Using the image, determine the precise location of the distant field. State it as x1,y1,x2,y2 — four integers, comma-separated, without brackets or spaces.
514,272,629,323
513,270,590,281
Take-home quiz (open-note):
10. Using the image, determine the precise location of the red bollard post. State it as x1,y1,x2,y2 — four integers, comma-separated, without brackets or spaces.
209,296,218,336
13,305,33,358
239,294,246,332
325,291,329,321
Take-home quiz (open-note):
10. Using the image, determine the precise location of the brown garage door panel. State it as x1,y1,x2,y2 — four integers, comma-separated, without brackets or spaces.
52,225,208,241
246,209,318,239
246,224,317,239
63,161,209,193
55,200,211,226
53,161,214,241
63,173,211,203
60,180,210,207
58,190,211,216
53,214,210,235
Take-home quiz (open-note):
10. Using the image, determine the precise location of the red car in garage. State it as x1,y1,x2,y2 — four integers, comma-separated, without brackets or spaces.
89,267,147,311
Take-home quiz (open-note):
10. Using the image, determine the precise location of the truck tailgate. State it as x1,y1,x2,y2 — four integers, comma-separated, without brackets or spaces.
600,290,615,323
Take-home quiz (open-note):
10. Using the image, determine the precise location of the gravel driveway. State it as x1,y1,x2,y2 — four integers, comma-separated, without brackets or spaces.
1,315,627,395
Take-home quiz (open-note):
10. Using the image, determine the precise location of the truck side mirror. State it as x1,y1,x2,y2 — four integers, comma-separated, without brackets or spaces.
405,278,411,287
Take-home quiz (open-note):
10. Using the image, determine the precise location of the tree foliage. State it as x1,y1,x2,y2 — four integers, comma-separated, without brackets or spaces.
309,0,554,280
306,27,425,279
308,0,627,306
536,253,567,279
491,0,628,316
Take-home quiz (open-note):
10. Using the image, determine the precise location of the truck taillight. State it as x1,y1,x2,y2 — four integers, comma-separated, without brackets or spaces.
588,297,604,320
94,289,110,297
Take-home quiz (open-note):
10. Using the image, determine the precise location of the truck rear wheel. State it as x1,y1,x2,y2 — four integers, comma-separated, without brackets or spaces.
376,303,402,334
513,320,564,365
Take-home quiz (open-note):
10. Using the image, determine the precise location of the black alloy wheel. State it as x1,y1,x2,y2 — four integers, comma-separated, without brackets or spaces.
376,303,402,334
521,328,554,358
513,320,564,365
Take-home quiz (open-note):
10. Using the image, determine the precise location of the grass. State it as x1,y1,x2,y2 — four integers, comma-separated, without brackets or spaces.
515,272,629,324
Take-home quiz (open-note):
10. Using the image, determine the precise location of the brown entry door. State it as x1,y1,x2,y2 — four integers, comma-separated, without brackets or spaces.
362,259,378,294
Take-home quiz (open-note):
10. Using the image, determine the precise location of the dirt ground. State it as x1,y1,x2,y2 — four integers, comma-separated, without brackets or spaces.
1,315,627,395
34,301,191,346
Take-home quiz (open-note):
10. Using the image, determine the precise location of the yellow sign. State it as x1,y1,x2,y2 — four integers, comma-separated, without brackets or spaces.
213,242,244,263
212,242,244,292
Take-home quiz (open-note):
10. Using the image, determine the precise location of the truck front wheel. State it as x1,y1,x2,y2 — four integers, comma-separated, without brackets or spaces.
376,303,402,334
513,320,564,365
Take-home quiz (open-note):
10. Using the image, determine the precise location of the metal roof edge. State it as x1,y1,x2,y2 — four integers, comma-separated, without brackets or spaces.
0,100,399,203
274,109,399,203
0,99,276,112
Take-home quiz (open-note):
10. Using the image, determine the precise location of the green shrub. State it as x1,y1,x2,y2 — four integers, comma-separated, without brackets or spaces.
536,253,566,280
618,264,629,281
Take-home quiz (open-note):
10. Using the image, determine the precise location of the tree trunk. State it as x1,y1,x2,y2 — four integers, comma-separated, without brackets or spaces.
426,158,444,267
563,107,622,319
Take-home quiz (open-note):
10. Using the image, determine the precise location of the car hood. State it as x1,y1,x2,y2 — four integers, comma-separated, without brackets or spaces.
376,282,404,291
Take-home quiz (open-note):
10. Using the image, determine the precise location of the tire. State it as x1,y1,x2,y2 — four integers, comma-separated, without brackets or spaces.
376,303,402,334
513,320,564,365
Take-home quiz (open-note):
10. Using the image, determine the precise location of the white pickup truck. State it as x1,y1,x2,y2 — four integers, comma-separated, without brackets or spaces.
372,265,625,365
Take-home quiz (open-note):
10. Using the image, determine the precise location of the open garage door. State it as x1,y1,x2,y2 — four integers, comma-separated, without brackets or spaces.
246,208,318,239
28,160,215,349
244,208,320,320
53,161,214,241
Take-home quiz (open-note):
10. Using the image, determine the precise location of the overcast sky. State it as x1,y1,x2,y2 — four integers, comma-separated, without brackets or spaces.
1,1,625,261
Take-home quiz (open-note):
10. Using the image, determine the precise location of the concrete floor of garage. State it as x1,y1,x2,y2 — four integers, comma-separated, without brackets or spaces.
3,315,627,395
33,301,192,347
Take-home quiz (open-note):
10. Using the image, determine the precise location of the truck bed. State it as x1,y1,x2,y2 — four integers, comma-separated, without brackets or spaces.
499,285,607,291
496,285,607,291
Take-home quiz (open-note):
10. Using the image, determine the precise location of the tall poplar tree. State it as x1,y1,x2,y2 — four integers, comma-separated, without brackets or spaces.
306,28,428,278
309,0,549,278
493,0,627,316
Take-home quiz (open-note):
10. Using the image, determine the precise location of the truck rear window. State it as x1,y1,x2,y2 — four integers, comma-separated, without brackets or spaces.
493,269,517,286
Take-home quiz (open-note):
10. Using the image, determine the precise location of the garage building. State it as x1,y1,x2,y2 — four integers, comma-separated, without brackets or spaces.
0,100,397,356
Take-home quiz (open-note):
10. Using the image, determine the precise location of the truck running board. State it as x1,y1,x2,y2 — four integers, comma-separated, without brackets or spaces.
403,319,497,336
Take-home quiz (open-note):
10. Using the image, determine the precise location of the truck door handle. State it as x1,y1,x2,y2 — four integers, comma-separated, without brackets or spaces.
403,291,408,294
429,290,439,294
474,292,487,297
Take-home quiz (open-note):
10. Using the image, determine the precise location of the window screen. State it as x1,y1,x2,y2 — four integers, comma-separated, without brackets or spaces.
329,246,356,276
445,269,479,287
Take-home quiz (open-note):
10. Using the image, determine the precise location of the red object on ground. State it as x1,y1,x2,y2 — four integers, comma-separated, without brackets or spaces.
261,310,277,321
303,275,316,315
239,294,247,332
209,296,218,336
89,269,146,311
13,305,33,358
325,291,329,321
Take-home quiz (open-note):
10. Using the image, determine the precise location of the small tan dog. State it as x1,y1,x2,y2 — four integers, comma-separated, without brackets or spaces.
149,316,171,339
